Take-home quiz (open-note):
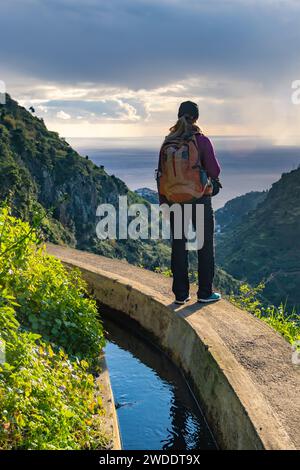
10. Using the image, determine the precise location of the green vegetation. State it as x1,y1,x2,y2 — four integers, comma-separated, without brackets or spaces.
216,167,300,310
0,206,108,449
230,283,300,345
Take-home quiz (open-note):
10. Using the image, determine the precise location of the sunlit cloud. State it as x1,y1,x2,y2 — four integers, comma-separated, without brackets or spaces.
56,110,71,120
10,74,299,142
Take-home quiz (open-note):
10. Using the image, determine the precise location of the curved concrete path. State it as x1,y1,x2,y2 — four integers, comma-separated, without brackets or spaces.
47,243,300,450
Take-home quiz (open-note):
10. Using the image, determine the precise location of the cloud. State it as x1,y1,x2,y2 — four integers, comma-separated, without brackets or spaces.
23,96,144,122
1,1,300,139
0,0,299,89
13,74,300,141
56,110,71,120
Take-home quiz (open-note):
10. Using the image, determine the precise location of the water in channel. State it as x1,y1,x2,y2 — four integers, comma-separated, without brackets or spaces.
103,314,217,450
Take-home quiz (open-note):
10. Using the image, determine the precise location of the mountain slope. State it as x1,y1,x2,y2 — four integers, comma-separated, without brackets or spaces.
0,94,170,269
216,167,300,309
215,190,267,233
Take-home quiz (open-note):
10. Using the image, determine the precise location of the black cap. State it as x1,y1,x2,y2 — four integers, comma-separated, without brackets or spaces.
178,101,199,120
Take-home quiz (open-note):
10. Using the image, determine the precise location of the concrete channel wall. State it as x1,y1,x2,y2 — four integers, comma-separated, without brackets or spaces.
98,354,122,450
47,244,300,450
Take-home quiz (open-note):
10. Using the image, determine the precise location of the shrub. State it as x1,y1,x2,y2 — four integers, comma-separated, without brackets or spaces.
2,115,16,130
0,206,105,364
0,205,108,449
230,283,300,344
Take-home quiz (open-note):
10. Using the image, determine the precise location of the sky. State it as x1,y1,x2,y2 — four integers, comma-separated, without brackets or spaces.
0,0,300,141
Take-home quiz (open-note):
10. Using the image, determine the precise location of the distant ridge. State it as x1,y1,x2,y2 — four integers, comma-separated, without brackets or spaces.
135,187,159,204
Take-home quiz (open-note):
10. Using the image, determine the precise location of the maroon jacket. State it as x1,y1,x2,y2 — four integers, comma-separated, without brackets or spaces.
195,134,220,179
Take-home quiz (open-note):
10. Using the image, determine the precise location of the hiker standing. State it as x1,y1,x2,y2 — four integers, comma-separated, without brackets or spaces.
157,101,221,305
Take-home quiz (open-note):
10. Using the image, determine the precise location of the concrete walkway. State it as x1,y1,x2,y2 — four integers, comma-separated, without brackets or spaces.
47,243,300,450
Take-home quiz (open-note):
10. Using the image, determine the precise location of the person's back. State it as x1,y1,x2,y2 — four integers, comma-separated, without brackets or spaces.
157,100,222,304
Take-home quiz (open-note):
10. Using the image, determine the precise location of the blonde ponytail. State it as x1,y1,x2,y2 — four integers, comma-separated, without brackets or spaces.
164,115,202,144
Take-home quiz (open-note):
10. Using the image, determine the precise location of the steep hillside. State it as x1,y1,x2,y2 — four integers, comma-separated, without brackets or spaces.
215,191,267,233
216,167,300,309
0,94,170,269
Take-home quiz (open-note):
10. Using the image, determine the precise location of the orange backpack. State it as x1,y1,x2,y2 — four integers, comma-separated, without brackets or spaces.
157,134,212,203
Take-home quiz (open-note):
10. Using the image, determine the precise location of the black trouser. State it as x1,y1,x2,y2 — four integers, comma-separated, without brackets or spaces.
170,196,215,300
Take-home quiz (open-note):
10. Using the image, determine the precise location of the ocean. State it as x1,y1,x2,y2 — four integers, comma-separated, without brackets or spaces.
68,136,300,210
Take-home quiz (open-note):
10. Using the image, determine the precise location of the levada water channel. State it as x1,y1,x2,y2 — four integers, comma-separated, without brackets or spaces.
102,312,217,450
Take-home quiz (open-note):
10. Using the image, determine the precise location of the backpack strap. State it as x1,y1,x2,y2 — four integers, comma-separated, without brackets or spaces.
191,133,203,169
156,143,167,180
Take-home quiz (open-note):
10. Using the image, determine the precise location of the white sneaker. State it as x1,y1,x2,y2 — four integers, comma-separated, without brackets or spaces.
174,295,191,305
